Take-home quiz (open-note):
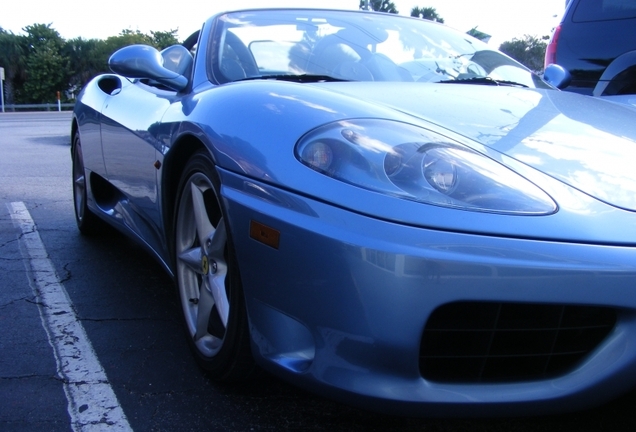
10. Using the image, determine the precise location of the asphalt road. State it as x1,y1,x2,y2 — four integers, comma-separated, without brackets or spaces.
2,111,636,431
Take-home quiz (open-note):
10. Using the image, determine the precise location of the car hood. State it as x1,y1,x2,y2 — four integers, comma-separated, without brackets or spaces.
317,82,636,212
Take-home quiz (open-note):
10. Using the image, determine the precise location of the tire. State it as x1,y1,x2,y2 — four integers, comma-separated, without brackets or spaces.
174,151,254,381
72,134,105,235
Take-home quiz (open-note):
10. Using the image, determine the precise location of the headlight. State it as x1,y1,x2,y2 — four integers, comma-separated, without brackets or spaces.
296,120,556,215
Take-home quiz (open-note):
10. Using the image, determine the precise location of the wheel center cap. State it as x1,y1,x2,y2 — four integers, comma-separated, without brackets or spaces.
201,256,217,275
201,255,209,275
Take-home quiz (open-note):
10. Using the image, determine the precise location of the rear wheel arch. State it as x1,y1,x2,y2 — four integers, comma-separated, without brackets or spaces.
593,50,636,96
71,119,79,145
606,66,636,95
71,119,80,158
71,132,107,234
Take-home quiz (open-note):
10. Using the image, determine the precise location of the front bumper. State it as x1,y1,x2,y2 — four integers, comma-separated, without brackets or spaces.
220,168,636,416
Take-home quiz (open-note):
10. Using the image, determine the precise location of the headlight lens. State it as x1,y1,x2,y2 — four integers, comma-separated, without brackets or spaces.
296,120,556,215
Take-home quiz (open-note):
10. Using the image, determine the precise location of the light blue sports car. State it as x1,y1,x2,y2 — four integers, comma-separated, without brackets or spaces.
71,8,636,416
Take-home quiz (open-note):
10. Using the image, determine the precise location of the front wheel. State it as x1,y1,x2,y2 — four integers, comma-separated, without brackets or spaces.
174,151,254,381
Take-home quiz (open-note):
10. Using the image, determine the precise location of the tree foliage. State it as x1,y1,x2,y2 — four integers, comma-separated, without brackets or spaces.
63,37,111,96
0,24,184,105
23,43,68,103
410,6,444,23
0,28,27,104
21,24,69,103
359,0,398,13
151,29,180,50
499,35,549,72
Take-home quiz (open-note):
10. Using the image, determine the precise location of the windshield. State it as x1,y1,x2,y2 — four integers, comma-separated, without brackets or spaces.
212,9,549,88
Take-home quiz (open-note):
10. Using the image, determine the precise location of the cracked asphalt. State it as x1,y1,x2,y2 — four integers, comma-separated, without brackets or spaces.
2,111,636,431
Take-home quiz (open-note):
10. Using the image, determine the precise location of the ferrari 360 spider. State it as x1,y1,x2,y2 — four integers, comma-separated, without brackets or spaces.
72,7,636,416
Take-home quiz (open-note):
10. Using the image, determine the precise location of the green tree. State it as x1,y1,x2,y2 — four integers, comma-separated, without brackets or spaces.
0,29,27,105
104,29,154,54
499,35,548,72
151,29,180,50
3,24,185,105
23,45,68,103
360,0,398,13
64,28,181,93
410,6,444,23
63,37,111,95
21,24,70,103
22,23,65,54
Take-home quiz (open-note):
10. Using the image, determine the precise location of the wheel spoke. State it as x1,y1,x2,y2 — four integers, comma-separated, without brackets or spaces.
74,173,85,187
194,282,215,341
73,172,85,214
190,182,215,248
209,262,229,327
207,218,227,260
177,246,203,274
206,220,229,327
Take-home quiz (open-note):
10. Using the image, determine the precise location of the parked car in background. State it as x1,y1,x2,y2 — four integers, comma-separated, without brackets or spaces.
545,0,636,103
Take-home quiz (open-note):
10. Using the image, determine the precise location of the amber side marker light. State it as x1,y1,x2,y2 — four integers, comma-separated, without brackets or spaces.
250,220,280,249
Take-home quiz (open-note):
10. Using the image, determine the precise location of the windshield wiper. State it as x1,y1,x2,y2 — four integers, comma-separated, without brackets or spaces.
438,77,528,87
236,74,349,83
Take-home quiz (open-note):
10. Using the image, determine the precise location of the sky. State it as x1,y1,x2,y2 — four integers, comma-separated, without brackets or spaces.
2,0,566,48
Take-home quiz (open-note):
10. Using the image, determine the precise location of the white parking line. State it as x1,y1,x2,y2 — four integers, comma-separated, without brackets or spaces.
7,202,132,432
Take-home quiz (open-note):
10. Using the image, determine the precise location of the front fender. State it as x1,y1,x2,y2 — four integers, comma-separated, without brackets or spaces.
160,80,408,180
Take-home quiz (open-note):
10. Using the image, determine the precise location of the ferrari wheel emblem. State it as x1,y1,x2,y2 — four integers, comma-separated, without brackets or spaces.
201,255,209,275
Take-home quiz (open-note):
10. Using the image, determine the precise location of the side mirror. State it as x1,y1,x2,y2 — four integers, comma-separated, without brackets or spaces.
543,64,571,90
109,44,188,91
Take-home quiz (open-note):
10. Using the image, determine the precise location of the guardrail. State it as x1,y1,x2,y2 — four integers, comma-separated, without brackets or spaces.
2,103,75,112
